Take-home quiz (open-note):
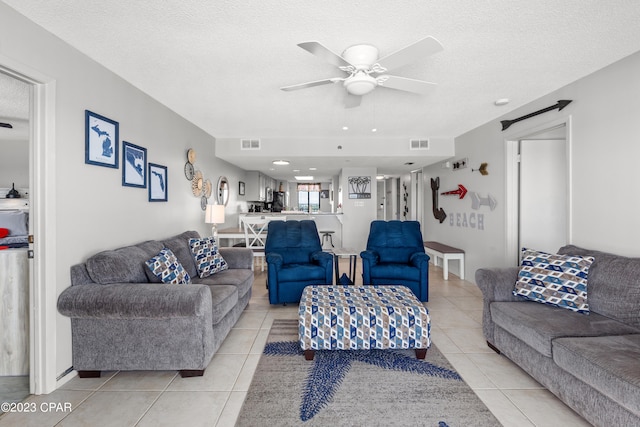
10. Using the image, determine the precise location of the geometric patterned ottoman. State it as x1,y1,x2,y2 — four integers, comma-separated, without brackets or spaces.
298,285,431,360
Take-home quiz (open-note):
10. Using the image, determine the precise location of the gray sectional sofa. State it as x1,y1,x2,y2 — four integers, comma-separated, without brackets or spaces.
476,245,640,426
57,231,254,378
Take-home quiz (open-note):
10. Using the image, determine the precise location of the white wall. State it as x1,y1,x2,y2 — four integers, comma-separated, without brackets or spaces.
339,167,377,251
423,50,640,281
0,3,247,383
0,138,28,188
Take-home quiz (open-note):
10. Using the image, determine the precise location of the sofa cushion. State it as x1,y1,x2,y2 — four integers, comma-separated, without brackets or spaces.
491,301,640,357
145,248,191,285
369,263,421,282
86,240,164,284
208,285,238,325
278,263,327,282
553,334,640,415
189,237,228,278
194,268,254,299
514,248,593,314
162,231,200,279
558,245,640,328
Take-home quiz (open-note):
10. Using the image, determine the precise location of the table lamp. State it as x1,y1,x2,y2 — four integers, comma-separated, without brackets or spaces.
205,204,225,240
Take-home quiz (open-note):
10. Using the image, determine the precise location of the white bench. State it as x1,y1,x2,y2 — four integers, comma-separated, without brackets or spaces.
423,241,465,280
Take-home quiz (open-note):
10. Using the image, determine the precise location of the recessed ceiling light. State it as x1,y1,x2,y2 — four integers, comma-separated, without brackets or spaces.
272,160,290,165
292,169,300,172
295,175,314,181
342,126,349,131
376,175,385,180
371,128,377,132
494,98,510,106
309,167,317,171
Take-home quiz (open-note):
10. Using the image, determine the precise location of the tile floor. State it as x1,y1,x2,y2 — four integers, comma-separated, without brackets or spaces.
0,261,592,427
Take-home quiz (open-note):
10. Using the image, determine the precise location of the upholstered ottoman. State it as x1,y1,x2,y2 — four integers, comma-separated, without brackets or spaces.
298,285,431,360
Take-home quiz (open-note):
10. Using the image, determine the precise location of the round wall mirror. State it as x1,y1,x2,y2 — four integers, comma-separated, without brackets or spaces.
217,176,230,206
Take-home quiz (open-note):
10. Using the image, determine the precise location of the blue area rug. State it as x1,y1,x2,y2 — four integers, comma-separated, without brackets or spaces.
235,319,501,426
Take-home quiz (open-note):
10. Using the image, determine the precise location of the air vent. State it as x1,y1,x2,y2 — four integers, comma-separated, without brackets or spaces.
409,139,429,150
241,139,261,150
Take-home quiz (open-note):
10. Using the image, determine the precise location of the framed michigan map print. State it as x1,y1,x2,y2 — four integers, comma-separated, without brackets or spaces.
85,110,119,168
148,163,168,202
122,141,147,188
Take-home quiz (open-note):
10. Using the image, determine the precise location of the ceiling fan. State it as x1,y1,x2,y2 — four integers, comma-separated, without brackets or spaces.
280,36,443,108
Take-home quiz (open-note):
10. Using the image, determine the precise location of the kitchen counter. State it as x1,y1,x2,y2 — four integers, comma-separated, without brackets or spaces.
237,212,344,247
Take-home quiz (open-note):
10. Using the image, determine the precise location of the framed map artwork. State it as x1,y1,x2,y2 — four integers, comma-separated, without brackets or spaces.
122,141,147,188
85,110,119,168
148,163,168,202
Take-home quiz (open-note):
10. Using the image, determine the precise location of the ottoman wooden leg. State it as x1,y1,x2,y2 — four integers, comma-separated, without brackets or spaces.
304,350,315,361
415,348,427,359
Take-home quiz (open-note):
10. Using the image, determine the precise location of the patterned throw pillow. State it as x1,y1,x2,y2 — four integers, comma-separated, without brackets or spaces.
513,248,593,314
189,237,228,278
145,247,191,284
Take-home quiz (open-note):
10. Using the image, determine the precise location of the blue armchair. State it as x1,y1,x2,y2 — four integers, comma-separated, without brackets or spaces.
360,220,430,302
265,220,333,304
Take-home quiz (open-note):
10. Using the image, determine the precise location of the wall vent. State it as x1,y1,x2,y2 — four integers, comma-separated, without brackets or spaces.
409,139,429,150
241,139,261,150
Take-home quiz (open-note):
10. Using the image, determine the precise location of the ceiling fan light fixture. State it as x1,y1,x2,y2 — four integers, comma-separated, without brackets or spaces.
344,72,377,96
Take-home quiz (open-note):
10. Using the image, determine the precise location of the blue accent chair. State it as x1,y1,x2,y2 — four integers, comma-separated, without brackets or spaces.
360,220,430,302
266,220,334,304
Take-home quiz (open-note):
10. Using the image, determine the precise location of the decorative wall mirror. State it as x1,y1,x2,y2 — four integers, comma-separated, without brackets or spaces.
217,176,230,206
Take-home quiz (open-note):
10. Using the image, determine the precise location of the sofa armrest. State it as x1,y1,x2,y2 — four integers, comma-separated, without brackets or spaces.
57,283,212,319
475,267,520,303
219,247,253,270
266,252,283,269
311,250,333,265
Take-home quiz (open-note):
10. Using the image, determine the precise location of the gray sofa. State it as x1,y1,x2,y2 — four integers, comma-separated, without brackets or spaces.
475,245,640,426
57,231,254,378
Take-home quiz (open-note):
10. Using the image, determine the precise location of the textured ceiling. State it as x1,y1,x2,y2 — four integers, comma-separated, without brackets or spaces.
3,0,640,179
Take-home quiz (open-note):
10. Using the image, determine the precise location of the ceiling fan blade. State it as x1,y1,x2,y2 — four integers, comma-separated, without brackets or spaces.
297,41,354,69
375,36,443,72
0,122,13,128
376,75,436,94
344,93,362,109
280,78,343,92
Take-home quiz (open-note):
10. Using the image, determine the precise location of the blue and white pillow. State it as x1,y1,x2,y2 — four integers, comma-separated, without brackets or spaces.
189,237,228,278
513,248,593,314
145,247,191,284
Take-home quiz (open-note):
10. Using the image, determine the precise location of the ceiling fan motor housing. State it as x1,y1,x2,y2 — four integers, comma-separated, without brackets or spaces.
342,44,379,70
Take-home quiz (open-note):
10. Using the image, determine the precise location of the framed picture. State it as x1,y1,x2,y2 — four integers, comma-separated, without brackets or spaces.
348,176,372,199
148,163,168,202
239,181,245,196
85,110,119,168
320,189,329,199
122,141,147,188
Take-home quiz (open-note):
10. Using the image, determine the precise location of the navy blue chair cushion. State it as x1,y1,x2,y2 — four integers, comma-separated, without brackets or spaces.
265,220,333,304
366,220,425,264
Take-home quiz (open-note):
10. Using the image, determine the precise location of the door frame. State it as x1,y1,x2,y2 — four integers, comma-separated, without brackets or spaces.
504,116,573,266
1,55,57,394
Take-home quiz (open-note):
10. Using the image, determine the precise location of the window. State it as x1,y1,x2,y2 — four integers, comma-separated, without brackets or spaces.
297,183,321,212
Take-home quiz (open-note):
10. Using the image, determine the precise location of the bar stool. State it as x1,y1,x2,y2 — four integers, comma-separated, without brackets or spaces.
320,230,335,248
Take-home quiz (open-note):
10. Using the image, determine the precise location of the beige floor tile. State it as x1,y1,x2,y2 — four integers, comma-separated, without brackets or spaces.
424,295,458,310
441,327,490,353
249,328,270,354
467,353,543,389
216,328,260,354
56,391,160,427
233,354,261,391
448,295,484,311
429,325,462,354
465,309,484,325
137,391,228,427
431,310,481,329
503,389,592,427
98,371,177,392
443,353,496,389
0,390,91,427
168,354,246,392
216,391,247,427
58,371,118,391
474,389,535,427
234,310,268,329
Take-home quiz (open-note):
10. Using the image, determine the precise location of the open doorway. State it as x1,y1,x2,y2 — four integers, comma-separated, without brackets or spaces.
0,71,30,405
505,119,572,265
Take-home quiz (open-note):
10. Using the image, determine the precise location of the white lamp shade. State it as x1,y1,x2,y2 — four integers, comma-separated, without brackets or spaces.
205,204,225,224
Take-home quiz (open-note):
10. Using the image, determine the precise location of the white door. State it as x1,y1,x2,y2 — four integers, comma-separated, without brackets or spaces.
519,138,567,254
